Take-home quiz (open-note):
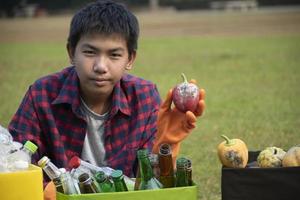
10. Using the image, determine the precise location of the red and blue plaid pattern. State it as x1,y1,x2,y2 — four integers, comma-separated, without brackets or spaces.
9,66,161,177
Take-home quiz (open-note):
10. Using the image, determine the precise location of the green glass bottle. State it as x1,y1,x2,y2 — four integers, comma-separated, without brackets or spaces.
137,149,162,190
175,157,189,187
78,173,99,193
158,143,175,188
111,170,128,192
94,171,114,193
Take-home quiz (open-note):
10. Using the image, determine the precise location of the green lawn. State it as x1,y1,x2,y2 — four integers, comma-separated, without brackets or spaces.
1,30,300,200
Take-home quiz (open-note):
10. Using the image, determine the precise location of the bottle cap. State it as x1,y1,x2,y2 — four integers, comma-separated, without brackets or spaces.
78,173,91,184
159,143,171,155
24,141,38,153
111,170,123,180
68,156,81,169
59,168,66,173
95,171,106,182
176,157,188,169
38,156,50,168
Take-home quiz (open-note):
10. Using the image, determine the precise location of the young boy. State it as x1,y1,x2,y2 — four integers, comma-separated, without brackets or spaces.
8,0,205,181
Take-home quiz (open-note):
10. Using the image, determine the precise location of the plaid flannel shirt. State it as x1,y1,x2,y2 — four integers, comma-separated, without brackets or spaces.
8,66,161,177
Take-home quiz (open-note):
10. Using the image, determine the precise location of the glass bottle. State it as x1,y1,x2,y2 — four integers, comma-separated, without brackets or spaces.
94,171,114,192
69,156,135,190
186,158,193,186
61,170,79,194
134,153,160,190
6,140,38,172
78,172,100,193
111,170,128,192
149,153,160,179
158,143,175,188
38,156,64,193
133,167,141,190
175,157,189,187
137,149,162,190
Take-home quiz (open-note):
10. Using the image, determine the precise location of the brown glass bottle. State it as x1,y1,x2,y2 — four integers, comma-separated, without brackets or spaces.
134,167,141,190
158,143,175,188
78,173,99,193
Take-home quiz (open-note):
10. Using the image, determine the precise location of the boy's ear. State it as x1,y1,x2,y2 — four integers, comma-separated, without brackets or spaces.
66,43,75,64
125,51,137,70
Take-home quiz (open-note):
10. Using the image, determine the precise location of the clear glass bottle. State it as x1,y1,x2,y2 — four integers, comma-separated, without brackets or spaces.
6,140,38,172
94,171,114,192
61,170,80,194
137,149,162,190
78,172,100,193
111,170,128,192
175,157,189,187
158,143,175,188
149,153,160,180
38,156,64,193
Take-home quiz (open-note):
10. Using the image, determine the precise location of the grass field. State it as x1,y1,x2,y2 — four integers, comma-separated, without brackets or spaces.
1,8,300,200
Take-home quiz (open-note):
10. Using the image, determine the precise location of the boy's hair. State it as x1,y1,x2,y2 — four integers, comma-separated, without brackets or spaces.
67,0,139,56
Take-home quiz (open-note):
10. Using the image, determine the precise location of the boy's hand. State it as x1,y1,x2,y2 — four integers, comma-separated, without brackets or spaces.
152,80,205,165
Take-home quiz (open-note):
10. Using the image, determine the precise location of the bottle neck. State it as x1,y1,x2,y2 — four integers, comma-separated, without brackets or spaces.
44,162,61,180
139,156,154,181
22,148,33,156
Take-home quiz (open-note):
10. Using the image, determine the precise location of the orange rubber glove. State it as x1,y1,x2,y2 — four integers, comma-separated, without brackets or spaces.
44,181,56,200
152,80,206,166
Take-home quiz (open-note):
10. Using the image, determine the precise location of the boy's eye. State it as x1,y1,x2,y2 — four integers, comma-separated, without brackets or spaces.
83,50,95,55
110,53,122,59
111,53,121,58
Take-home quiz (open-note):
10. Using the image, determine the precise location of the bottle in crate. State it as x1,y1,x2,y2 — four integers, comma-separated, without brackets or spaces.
78,172,100,193
175,157,189,187
38,156,64,193
149,153,160,179
158,143,175,188
61,170,80,194
134,152,160,190
94,171,114,192
186,158,193,186
111,170,128,192
137,149,162,190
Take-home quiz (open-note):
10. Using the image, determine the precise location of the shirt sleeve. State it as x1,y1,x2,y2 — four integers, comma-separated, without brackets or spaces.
8,86,45,164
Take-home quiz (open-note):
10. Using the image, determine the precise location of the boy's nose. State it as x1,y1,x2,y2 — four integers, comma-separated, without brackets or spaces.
93,57,108,73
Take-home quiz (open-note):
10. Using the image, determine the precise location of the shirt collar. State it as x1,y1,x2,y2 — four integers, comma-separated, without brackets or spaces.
109,77,131,117
52,67,131,117
51,67,82,117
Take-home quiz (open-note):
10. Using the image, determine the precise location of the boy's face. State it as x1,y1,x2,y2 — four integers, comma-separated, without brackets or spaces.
68,33,136,100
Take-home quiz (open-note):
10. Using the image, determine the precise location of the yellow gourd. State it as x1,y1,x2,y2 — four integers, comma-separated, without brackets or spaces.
217,135,248,168
282,145,300,167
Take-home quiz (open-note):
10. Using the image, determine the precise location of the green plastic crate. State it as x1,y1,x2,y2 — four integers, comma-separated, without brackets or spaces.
57,184,197,200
